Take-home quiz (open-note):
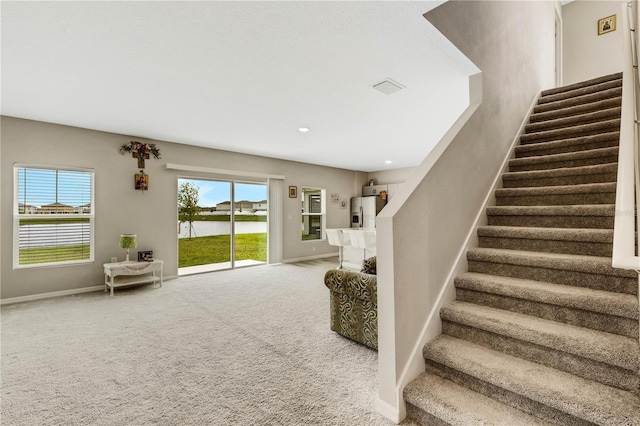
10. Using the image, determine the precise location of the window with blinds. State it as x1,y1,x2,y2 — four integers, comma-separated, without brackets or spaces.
13,165,95,268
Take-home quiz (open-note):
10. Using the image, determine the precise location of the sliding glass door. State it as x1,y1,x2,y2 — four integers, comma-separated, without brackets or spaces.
178,178,267,274
233,183,267,267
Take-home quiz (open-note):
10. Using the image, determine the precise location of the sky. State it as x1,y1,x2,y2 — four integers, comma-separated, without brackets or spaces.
17,168,92,207
178,179,267,207
17,168,266,209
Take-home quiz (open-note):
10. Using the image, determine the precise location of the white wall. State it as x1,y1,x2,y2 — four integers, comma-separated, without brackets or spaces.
376,1,557,421
563,0,625,85
1,116,365,300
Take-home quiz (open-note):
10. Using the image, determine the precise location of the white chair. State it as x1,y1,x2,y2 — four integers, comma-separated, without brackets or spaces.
326,229,346,269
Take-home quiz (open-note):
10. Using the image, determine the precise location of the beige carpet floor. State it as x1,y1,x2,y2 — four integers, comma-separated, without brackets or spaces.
1,258,402,425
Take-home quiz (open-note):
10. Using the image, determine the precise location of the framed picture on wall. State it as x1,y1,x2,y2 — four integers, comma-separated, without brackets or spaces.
288,185,297,198
598,15,616,36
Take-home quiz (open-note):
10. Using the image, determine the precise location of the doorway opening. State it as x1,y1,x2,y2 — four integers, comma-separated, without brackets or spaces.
178,178,268,275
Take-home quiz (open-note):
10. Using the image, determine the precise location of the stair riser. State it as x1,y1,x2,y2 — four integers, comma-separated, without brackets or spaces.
541,74,621,97
525,108,620,134
515,138,619,158
529,98,621,124
534,87,622,114
503,171,617,188
519,121,620,145
467,260,637,294
422,362,591,426
478,235,612,257
486,214,615,229
538,80,622,105
495,192,616,206
455,288,638,338
509,155,619,172
405,404,449,426
441,321,640,395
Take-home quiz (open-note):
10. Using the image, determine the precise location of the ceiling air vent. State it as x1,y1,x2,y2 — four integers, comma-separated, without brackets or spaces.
372,79,404,95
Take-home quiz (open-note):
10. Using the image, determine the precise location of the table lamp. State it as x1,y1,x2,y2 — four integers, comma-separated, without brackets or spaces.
119,234,137,262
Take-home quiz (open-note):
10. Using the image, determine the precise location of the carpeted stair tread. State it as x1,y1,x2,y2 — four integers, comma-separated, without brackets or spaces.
533,87,622,114
440,301,639,371
467,247,637,282
516,132,620,156
455,272,639,321
502,163,618,188
524,107,620,134
477,225,612,244
487,204,615,219
494,182,616,206
404,372,554,426
529,97,622,124
540,73,622,97
423,336,640,425
519,119,620,145
537,78,622,105
509,146,618,170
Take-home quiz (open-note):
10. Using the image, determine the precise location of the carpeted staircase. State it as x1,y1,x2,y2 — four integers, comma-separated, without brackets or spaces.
404,73,640,425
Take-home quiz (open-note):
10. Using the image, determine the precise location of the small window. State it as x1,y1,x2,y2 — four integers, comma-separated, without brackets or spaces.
14,165,95,268
301,187,325,241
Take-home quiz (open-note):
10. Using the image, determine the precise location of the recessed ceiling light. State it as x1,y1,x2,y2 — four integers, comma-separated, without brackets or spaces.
385,160,392,164
298,127,310,133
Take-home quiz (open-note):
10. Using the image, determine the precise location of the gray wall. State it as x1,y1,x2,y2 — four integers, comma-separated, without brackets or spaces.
376,1,557,421
563,0,624,85
1,116,364,300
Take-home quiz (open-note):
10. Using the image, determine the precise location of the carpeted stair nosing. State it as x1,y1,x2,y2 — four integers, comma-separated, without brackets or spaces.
440,301,639,371
486,204,616,229
477,225,612,243
537,79,622,105
516,132,619,154
504,163,617,179
495,182,616,197
524,107,621,134
510,146,619,169
423,336,640,426
454,272,639,320
540,73,622,97
519,119,620,144
404,372,555,426
529,97,622,124
467,247,637,281
533,87,622,114
486,204,616,218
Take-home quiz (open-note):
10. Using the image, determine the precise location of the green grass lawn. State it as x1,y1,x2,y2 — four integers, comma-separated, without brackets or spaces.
19,244,91,265
178,233,267,267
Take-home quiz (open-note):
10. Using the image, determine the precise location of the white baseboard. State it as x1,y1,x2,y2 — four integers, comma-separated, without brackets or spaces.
1,275,178,306
1,285,105,305
282,252,339,264
376,398,402,424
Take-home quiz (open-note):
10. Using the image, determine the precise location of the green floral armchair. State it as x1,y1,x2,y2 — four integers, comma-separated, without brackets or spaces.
323,257,377,350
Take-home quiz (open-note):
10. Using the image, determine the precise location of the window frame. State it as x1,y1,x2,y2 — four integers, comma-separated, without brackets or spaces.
13,164,95,269
300,187,326,241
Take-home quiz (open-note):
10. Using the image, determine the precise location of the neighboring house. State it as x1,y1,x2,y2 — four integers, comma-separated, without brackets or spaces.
37,202,74,214
215,200,260,212
252,200,267,212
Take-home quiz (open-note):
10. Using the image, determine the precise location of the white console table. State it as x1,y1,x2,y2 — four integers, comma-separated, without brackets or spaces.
103,260,163,296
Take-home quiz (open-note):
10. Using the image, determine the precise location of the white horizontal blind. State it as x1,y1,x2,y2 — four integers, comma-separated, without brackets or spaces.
14,165,94,268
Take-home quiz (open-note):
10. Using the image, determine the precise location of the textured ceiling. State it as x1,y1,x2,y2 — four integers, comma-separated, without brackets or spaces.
1,1,477,172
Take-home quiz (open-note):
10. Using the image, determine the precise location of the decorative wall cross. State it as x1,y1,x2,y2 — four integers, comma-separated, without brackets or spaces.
120,141,161,168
